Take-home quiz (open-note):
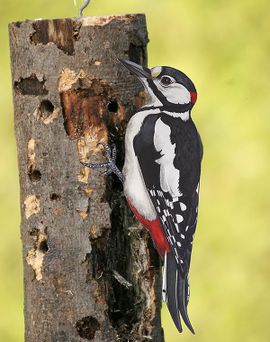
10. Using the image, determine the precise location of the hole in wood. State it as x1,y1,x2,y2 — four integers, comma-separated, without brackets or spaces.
107,101,118,113
75,316,100,340
39,239,48,253
28,169,41,182
14,74,48,96
29,227,39,236
39,100,54,118
50,193,61,201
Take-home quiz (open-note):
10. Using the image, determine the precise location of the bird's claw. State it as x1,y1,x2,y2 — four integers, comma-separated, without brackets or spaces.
80,142,124,183
80,161,109,169
96,142,116,164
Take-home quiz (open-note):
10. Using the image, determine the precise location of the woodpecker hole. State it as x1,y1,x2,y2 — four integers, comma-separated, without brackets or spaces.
39,239,48,253
14,74,48,96
50,193,61,201
28,169,42,182
75,316,100,340
107,101,118,113
39,100,54,119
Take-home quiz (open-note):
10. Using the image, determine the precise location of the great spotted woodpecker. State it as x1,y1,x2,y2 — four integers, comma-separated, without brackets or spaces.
82,60,203,334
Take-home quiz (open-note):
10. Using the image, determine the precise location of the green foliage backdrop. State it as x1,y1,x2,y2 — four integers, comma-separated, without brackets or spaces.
0,0,269,341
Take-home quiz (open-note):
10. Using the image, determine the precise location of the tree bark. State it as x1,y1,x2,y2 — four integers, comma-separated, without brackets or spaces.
9,14,164,342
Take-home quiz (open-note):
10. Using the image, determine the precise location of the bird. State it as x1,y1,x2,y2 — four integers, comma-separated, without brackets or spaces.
81,59,203,334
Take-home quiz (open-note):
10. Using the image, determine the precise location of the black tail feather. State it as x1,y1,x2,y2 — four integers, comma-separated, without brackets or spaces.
165,252,195,334
178,275,195,334
166,252,183,332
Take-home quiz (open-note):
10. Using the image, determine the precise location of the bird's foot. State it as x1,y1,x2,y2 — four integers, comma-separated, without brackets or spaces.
80,142,124,183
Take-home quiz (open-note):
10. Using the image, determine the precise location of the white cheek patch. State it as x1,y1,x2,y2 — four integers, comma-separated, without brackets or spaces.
169,84,191,104
155,80,191,105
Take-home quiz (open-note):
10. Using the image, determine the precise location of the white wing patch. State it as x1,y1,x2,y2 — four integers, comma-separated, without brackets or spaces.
154,118,181,197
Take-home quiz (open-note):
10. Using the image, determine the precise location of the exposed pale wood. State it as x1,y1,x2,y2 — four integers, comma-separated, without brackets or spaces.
9,14,164,342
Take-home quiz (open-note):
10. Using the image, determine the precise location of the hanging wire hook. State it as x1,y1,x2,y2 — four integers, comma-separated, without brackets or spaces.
74,0,91,17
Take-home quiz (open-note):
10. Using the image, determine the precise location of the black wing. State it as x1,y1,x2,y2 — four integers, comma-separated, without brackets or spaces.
133,113,203,332
134,113,202,273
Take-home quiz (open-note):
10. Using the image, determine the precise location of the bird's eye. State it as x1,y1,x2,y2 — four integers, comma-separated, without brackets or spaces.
160,76,173,87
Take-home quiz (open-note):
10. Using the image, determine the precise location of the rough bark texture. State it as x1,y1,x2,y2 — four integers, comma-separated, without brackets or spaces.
9,15,164,342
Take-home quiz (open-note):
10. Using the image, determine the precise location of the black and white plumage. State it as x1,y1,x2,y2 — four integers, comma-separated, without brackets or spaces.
133,112,201,272
82,60,203,334
121,60,203,334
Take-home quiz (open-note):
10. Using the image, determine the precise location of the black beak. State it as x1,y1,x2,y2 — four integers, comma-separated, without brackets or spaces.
118,59,152,79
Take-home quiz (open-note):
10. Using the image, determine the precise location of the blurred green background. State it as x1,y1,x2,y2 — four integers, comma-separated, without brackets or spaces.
1,0,270,341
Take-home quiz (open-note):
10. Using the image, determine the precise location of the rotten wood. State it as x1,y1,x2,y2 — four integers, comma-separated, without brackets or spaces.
9,14,164,342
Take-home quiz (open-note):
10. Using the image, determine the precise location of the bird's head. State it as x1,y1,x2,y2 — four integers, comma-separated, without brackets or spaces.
119,59,197,116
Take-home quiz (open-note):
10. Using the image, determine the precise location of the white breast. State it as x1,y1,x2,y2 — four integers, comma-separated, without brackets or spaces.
123,109,160,221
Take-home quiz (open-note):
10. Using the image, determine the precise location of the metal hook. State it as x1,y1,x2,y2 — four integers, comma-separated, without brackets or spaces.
74,0,91,17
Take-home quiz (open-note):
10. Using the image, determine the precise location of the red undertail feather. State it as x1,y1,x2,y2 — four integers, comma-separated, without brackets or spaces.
126,198,170,256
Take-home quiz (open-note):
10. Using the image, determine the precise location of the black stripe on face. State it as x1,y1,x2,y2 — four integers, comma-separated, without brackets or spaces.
147,79,193,113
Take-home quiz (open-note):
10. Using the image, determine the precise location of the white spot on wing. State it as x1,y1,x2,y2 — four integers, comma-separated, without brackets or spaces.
180,202,187,211
154,119,181,197
176,214,184,223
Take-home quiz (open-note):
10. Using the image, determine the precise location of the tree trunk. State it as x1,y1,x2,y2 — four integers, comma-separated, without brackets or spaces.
9,14,164,342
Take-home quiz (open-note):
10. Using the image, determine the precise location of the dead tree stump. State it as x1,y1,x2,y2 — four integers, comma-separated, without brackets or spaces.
9,14,164,342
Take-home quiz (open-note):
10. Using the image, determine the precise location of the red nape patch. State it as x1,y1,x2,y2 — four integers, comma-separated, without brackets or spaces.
190,91,197,104
126,198,170,257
